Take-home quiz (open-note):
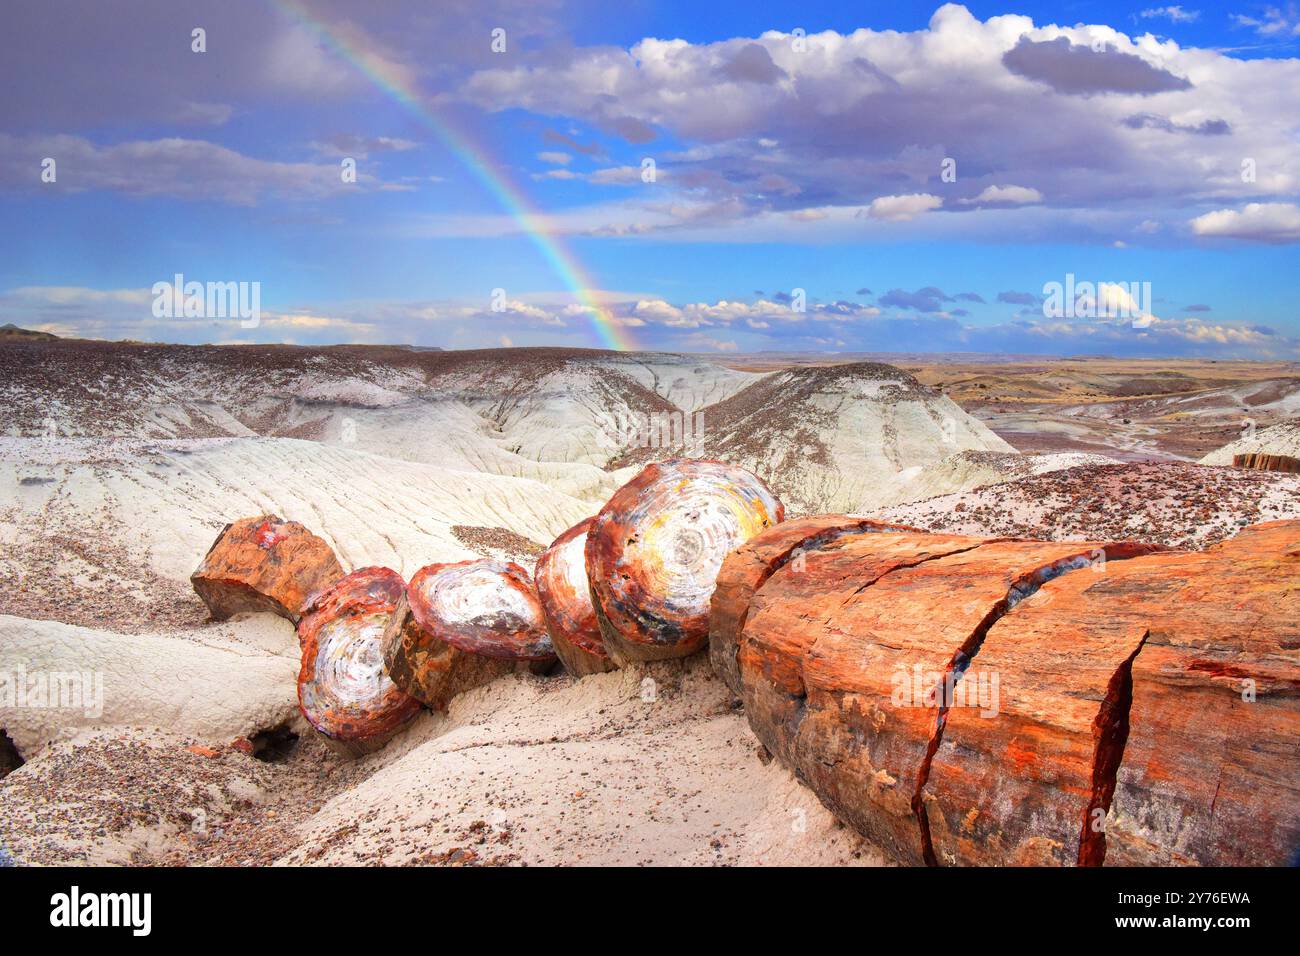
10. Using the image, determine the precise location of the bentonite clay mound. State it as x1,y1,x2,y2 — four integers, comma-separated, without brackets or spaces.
709,514,920,695
732,521,1300,866
382,559,555,709
297,567,420,755
191,515,344,623
535,517,615,676
586,459,784,664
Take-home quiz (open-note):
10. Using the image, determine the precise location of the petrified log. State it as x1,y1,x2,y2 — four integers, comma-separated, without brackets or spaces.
1233,451,1300,474
922,522,1300,866
297,567,420,755
535,518,615,676
738,533,1162,865
191,515,343,623
709,515,919,695
587,459,783,664
382,559,556,709
1106,520,1300,866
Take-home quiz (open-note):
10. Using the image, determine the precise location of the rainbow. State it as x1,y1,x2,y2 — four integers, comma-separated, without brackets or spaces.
271,0,635,351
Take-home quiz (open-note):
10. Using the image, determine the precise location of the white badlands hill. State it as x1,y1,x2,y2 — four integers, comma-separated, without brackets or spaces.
1200,418,1300,465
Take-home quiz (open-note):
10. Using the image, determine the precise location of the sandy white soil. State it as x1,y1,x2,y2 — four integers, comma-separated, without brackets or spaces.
0,649,882,867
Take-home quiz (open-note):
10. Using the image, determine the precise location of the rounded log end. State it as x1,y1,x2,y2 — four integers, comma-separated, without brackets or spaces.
536,517,617,676
586,458,784,663
406,559,555,662
297,567,420,752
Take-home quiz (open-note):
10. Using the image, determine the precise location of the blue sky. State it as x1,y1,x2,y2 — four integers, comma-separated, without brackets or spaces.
1,1,1298,356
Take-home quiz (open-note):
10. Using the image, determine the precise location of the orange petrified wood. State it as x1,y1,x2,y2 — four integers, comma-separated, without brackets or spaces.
1106,521,1300,866
297,567,420,755
921,522,1300,867
737,532,1166,865
586,459,783,665
382,558,556,710
535,517,615,676
708,514,920,696
191,514,344,623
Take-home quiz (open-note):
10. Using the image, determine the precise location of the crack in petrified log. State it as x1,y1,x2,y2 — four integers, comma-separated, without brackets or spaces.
191,515,344,623
1078,631,1148,866
912,545,1161,866
738,532,990,773
709,515,920,696
297,567,420,755
1107,521,1300,865
535,517,616,676
587,459,783,664
739,535,1168,865
382,559,555,710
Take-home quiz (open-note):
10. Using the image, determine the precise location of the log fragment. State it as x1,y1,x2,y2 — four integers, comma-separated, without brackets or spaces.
586,459,783,664
297,567,420,755
535,518,615,676
709,515,919,695
919,522,1300,867
1233,452,1300,474
191,514,343,623
739,534,1158,865
1106,520,1300,866
382,559,555,709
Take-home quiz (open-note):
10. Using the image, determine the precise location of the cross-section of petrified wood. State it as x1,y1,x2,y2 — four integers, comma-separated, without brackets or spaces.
297,567,420,755
191,514,344,623
535,517,615,676
709,515,919,695
382,559,555,709
586,459,783,664
738,534,1160,865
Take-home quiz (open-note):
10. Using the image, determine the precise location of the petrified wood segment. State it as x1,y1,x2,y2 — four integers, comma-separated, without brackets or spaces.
739,531,992,769
739,535,1156,865
382,559,555,710
535,518,615,676
1233,452,1300,474
924,557,1171,866
921,523,1300,867
191,514,344,623
1106,520,1300,866
297,567,420,755
586,459,783,664
709,515,918,695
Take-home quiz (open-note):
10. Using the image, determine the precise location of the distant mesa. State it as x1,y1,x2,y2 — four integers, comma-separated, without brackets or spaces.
0,323,58,340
